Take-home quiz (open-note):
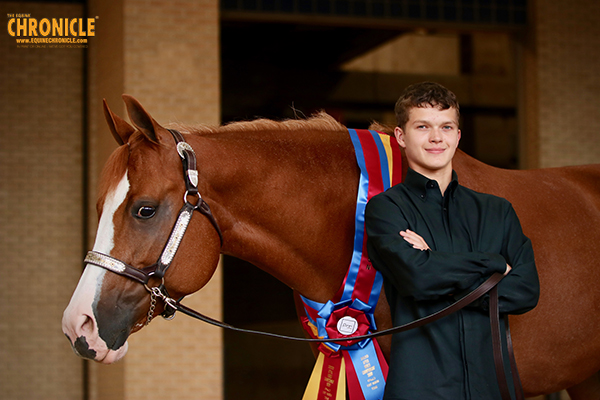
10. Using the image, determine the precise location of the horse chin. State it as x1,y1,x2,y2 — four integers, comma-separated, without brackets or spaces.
69,334,129,364
130,322,145,334
97,341,129,364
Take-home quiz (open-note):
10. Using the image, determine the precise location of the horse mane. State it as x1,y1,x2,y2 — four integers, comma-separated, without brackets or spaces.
96,113,346,204
95,114,393,208
170,111,346,136
368,121,394,136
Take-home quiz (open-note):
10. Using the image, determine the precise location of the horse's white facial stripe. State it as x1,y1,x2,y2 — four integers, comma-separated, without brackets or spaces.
93,172,130,254
74,172,130,314
63,172,131,356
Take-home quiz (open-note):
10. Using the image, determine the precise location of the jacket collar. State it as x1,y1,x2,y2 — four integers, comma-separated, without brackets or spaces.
404,168,459,201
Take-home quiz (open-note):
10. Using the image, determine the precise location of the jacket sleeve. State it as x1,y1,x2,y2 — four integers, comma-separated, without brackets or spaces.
495,204,540,314
365,194,507,302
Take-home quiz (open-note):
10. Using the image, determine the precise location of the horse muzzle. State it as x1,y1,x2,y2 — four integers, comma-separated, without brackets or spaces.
62,305,131,364
62,264,135,364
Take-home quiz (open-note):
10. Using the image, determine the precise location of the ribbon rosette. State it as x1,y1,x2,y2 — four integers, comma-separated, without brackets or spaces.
317,298,376,351
302,297,387,400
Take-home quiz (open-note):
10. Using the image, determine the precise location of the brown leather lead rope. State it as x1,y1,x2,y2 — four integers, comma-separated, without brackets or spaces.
172,272,504,343
490,285,525,400
490,285,512,399
172,272,523,398
506,314,525,400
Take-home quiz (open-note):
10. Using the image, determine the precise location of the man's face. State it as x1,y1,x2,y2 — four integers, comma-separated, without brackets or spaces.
394,105,461,179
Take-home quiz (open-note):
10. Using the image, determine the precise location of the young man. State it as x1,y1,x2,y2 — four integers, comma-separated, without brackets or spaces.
365,82,540,399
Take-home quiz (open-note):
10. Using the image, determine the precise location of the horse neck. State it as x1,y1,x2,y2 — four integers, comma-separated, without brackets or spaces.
188,128,359,301
452,149,519,196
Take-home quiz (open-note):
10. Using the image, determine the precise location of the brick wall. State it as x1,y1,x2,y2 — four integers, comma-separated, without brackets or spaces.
0,2,84,399
86,0,223,399
530,0,600,168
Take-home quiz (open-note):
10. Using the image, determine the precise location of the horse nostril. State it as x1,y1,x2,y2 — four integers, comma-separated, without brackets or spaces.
64,314,100,360
79,314,95,337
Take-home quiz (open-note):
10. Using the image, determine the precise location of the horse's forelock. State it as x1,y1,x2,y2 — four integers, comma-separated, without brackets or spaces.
97,131,170,213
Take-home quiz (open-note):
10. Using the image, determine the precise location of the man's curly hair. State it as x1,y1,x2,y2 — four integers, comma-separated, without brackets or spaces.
394,82,460,129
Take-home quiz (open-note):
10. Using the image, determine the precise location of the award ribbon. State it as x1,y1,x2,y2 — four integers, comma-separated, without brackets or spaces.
300,129,403,400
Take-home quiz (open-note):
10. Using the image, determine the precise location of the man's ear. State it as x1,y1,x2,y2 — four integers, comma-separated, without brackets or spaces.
394,126,406,148
457,129,461,146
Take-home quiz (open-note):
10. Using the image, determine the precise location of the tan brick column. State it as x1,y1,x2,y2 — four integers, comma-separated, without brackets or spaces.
86,1,222,399
525,0,600,168
0,2,85,399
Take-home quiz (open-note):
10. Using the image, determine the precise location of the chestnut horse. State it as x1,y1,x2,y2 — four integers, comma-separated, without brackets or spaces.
62,95,600,399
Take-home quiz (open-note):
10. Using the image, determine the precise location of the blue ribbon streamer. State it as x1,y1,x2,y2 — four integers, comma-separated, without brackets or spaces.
347,341,386,400
343,129,371,301
300,129,393,400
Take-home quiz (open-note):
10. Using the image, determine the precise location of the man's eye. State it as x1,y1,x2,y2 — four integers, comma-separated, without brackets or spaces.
136,206,156,219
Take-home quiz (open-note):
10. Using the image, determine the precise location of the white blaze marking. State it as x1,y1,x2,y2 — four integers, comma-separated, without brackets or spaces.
83,171,131,293
63,172,131,355
79,172,131,289
94,172,130,254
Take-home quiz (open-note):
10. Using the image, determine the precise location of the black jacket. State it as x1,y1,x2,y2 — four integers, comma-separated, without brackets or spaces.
365,169,540,400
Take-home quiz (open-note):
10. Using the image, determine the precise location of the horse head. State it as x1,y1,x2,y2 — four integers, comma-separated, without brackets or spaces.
62,96,222,363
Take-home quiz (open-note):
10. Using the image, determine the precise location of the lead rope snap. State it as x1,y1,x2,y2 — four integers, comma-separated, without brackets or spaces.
144,281,178,325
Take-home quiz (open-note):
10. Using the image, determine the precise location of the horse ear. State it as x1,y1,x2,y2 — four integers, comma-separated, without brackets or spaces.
103,99,135,146
122,94,161,144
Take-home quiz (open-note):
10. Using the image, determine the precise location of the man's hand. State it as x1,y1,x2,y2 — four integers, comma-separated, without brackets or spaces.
400,230,512,274
400,229,430,251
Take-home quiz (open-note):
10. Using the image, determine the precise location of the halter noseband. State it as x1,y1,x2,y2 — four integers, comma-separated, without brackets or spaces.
84,129,222,324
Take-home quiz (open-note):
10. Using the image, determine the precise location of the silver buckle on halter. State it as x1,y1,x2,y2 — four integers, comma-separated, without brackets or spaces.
176,142,199,188
176,141,194,158
187,170,198,188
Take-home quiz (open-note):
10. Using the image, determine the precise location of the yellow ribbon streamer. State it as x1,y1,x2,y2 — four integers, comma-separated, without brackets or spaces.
302,352,346,400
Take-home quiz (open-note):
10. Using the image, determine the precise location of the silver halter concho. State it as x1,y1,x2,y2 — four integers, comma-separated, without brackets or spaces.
84,129,223,327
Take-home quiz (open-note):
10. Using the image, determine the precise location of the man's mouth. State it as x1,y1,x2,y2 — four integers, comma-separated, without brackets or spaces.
426,148,446,154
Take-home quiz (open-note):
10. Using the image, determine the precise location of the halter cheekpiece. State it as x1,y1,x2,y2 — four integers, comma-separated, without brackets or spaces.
84,129,223,325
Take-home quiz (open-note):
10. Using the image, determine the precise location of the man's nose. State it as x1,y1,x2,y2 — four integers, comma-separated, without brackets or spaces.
429,129,443,142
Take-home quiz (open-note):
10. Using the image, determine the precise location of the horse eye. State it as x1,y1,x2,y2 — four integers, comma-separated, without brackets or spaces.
136,206,156,219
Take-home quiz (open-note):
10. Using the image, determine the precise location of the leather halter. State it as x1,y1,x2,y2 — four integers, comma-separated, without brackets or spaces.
84,129,223,323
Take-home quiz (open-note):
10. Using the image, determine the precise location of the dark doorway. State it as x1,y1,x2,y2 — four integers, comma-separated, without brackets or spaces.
220,14,521,400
